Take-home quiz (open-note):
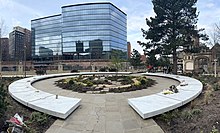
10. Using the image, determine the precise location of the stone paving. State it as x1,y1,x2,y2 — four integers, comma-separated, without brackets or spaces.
32,76,179,133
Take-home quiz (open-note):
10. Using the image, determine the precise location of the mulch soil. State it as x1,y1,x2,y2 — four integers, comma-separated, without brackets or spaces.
0,77,56,133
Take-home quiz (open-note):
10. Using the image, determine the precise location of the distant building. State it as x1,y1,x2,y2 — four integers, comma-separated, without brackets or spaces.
211,43,220,66
9,26,31,61
127,42,131,58
0,38,9,61
31,2,127,63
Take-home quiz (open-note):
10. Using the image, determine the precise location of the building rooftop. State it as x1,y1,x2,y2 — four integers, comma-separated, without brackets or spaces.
61,2,127,16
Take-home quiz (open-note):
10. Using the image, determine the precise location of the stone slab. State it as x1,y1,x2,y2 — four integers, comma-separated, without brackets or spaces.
29,95,81,119
128,73,203,119
8,74,82,119
128,94,182,119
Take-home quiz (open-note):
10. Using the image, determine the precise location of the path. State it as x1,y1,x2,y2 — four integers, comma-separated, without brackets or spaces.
32,76,179,133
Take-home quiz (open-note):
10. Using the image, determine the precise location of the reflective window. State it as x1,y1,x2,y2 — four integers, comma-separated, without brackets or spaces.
32,3,127,60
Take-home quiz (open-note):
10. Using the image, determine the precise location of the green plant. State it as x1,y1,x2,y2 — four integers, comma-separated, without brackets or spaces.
0,84,8,117
140,78,147,85
86,81,93,87
191,108,202,115
210,126,219,133
213,83,219,91
181,108,202,120
29,112,50,125
68,80,74,85
158,109,179,125
204,90,212,105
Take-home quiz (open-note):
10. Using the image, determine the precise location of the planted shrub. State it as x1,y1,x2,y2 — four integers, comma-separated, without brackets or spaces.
71,69,79,73
108,67,117,72
140,78,147,85
56,75,156,93
0,84,7,117
68,80,74,85
29,112,50,125
157,109,179,125
86,81,94,87
35,69,46,75
213,83,219,91
99,67,108,72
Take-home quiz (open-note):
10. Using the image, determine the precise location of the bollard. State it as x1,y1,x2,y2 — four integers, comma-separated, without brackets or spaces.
56,95,58,99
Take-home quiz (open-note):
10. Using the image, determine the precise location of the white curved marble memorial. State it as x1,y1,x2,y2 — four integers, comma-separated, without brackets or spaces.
128,73,203,119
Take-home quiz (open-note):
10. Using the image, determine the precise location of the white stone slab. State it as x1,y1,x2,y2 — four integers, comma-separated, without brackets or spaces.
8,73,83,119
128,73,203,119
157,89,201,105
128,94,182,119
29,95,81,119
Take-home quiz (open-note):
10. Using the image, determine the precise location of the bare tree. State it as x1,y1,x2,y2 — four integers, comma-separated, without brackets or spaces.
209,22,220,46
0,18,7,73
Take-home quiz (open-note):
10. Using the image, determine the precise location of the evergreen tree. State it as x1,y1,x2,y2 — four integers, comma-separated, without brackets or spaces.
129,49,143,69
139,0,207,74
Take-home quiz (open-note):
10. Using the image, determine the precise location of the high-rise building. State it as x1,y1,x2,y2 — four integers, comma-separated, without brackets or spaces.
31,2,127,62
0,38,9,61
9,26,31,61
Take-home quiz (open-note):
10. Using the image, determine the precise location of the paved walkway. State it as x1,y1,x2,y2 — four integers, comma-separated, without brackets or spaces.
32,76,179,133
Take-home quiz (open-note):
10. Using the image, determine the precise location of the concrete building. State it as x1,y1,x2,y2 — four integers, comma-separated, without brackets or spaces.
9,26,31,61
0,38,9,61
31,2,127,67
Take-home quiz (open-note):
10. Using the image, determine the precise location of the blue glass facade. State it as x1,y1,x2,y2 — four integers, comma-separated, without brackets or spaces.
31,3,127,61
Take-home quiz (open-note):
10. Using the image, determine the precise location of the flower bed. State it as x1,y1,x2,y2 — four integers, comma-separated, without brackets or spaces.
55,75,156,94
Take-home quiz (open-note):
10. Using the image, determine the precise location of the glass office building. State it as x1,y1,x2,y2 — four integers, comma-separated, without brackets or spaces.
31,2,127,61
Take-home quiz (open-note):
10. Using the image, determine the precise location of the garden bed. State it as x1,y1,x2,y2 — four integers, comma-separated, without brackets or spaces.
0,77,56,133
55,75,156,94
154,75,220,133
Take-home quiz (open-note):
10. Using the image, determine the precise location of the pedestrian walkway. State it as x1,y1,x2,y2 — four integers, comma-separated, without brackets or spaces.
32,76,179,133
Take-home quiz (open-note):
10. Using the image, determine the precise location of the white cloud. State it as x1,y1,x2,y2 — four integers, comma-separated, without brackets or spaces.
206,3,215,8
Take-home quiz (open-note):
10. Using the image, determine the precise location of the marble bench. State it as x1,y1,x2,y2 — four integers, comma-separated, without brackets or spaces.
128,73,203,119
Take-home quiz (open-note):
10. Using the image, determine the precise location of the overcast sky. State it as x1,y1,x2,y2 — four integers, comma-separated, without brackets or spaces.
0,0,219,54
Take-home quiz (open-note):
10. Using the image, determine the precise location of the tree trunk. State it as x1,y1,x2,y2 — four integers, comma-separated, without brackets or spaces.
172,48,177,74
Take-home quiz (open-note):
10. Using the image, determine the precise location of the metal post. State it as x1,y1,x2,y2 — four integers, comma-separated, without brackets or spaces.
214,59,217,77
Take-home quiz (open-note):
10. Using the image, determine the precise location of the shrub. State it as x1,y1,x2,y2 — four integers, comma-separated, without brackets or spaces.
157,109,179,125
0,84,7,117
99,67,108,72
108,67,118,72
140,78,147,85
213,83,219,91
35,69,46,75
68,80,74,85
28,112,50,125
210,126,219,133
86,81,93,87
181,108,202,120
204,90,212,105
71,69,79,73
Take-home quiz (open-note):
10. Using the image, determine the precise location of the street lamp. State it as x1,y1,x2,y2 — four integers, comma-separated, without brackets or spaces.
214,59,218,77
